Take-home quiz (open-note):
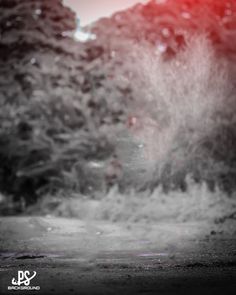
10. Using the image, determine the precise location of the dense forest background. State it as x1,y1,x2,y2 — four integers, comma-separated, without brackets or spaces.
0,0,236,215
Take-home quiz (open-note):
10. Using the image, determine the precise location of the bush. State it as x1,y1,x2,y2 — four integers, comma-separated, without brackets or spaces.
116,35,236,192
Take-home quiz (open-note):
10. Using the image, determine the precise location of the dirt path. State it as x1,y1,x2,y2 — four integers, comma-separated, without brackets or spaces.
0,217,236,294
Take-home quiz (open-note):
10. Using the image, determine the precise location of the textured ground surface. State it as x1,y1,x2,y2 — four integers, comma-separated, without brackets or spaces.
0,217,236,294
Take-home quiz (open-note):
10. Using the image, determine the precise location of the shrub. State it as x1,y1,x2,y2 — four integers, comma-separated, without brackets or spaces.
117,35,236,192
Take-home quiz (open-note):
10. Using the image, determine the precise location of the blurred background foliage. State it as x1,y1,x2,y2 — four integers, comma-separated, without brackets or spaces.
0,0,236,212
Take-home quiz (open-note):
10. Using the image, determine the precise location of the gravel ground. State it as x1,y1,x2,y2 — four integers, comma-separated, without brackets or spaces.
0,217,236,294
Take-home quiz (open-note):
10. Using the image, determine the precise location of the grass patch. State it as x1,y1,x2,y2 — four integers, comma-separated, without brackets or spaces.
24,178,236,224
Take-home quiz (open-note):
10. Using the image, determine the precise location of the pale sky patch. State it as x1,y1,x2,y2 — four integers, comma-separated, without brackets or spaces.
64,0,148,26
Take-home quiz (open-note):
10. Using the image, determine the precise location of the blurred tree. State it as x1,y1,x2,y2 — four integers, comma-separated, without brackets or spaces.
0,0,119,205
0,0,77,97
0,0,78,203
